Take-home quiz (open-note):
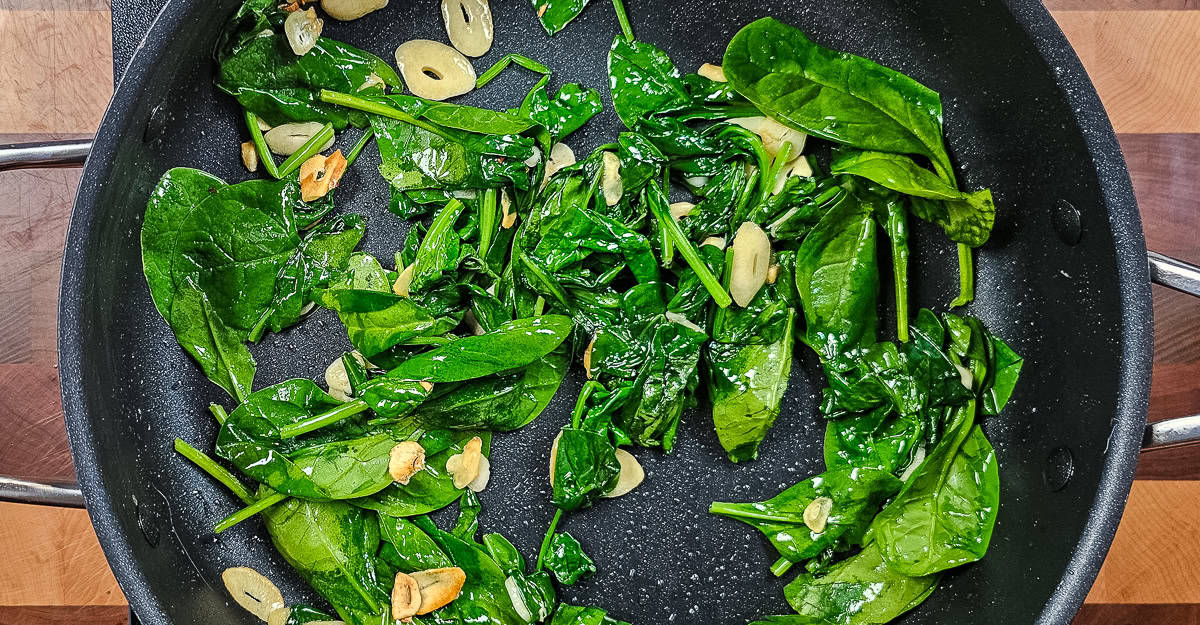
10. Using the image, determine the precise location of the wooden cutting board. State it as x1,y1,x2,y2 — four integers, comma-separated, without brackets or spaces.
1,1,1197,623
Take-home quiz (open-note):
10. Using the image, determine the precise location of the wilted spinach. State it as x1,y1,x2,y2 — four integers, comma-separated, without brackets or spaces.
545,532,597,585
782,543,939,625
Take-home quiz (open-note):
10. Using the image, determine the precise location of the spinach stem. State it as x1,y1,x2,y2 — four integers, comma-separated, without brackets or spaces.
477,54,550,88
400,336,452,346
173,438,254,505
277,123,335,179
247,308,272,343
214,491,288,534
533,296,546,317
763,140,794,204
519,74,552,118
479,188,499,261
661,166,674,266
647,185,731,308
535,508,564,572
950,243,974,308
208,403,229,426
888,201,910,342
572,380,602,429
319,90,454,141
345,128,375,167
520,253,572,310
770,557,794,577
279,399,370,439
611,0,634,41
707,502,794,523
244,111,281,179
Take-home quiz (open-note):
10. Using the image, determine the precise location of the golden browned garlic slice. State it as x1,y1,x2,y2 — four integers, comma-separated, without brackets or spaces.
729,221,771,307
389,441,426,484
412,567,467,614
467,455,490,492
500,189,517,228
392,572,422,620
393,263,415,297
697,63,726,82
601,151,623,206
583,336,596,379
321,0,388,21
602,448,645,498
284,8,323,56
241,141,258,172
669,202,694,220
264,122,334,156
701,236,726,250
395,40,476,101
730,116,808,159
766,263,779,285
441,0,493,57
299,150,348,202
222,567,286,621
445,436,483,488
803,496,834,533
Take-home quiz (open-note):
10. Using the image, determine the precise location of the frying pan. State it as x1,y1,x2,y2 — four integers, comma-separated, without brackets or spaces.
3,0,1200,623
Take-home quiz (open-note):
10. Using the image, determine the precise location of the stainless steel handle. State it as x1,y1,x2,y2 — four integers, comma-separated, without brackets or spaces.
1142,251,1200,450
0,476,85,507
0,139,91,171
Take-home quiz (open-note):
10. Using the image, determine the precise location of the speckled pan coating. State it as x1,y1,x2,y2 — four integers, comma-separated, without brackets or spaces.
61,1,1152,624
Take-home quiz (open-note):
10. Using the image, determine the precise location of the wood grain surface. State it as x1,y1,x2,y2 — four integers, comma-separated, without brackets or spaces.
0,3,1197,625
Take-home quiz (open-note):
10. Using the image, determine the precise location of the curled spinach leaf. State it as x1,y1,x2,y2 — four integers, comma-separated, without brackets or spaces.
545,532,597,585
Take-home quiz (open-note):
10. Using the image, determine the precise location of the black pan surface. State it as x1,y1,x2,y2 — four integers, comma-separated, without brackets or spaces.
59,1,1152,624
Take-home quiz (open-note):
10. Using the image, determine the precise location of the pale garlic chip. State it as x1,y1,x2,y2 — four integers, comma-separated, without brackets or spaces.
241,141,258,173
445,436,483,489
222,567,285,622
264,122,332,156
395,40,476,101
729,221,771,307
284,8,322,56
321,0,388,21
602,448,645,498
392,572,422,621
441,0,494,57
803,496,834,533
697,63,726,82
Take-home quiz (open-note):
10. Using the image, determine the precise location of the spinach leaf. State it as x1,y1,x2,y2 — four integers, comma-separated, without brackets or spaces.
452,491,482,541
882,196,910,341
215,379,412,500
411,199,466,293
550,604,631,625
710,467,901,564
154,284,256,401
482,533,526,576
824,407,922,476
411,517,527,625
282,605,336,625
409,347,569,431
378,515,453,571
982,335,1023,415
386,315,573,382
552,428,621,512
723,17,954,182
371,115,535,192
832,150,994,247
218,30,398,129
545,532,597,585
709,308,796,463
263,498,388,623
355,430,490,517
377,94,538,135
608,36,690,128
782,543,938,625
533,0,590,36
794,191,878,366
872,402,1000,576
526,82,604,140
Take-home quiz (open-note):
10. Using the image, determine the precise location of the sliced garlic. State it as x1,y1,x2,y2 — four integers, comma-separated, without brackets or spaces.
583,336,596,379
669,201,694,219
324,352,368,401
790,155,813,178
299,150,347,202
697,63,726,82
284,8,323,56
500,189,517,229
357,72,385,92
463,309,485,336
665,310,702,333
445,436,483,489
222,567,285,622
899,445,927,483
441,0,493,57
392,572,422,620
603,448,645,498
601,151,623,206
729,222,771,307
467,455,490,492
241,141,258,173
264,122,333,156
321,0,388,21
393,263,415,297
803,496,834,533
523,146,542,168
955,363,974,390
701,236,726,251
267,607,290,625
395,40,476,101
766,264,779,285
684,175,710,189
730,116,808,159
412,567,467,614
542,142,576,185
505,576,533,622
389,441,426,485
548,431,562,487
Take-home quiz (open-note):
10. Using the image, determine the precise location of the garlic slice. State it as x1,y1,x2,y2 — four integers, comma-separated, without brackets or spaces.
395,40,476,101
697,63,726,82
284,8,322,56
730,116,808,159
467,455,490,492
389,441,426,484
701,236,726,250
264,122,333,156
298,150,347,202
241,141,258,172
803,496,834,533
601,151,623,206
729,221,771,307
412,568,467,614
441,0,493,57
321,0,388,21
222,567,285,622
392,572,422,620
445,436,483,489
324,351,368,401
542,142,576,185
602,448,645,498
669,201,694,219
393,263,415,297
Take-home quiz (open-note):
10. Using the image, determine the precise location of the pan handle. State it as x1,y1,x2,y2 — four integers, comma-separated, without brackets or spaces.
1142,251,1200,450
0,476,84,507
0,139,91,171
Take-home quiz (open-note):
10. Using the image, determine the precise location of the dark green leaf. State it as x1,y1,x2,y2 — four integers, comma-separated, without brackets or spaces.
552,428,621,512
371,116,534,192
386,315,573,382
526,82,604,140
608,36,690,128
782,543,938,625
545,532,597,585
378,515,454,571
355,431,491,517
982,335,1023,415
533,0,590,36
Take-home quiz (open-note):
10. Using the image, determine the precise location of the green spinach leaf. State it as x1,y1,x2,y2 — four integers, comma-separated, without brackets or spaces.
355,430,490,518
552,428,621,512
782,543,938,625
545,532,597,585
608,36,690,128
386,315,573,382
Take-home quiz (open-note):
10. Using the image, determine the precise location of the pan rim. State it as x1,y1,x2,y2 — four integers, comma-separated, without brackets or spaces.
56,0,1152,623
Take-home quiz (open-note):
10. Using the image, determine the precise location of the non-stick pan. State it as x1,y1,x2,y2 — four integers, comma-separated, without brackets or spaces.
3,0,1200,623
